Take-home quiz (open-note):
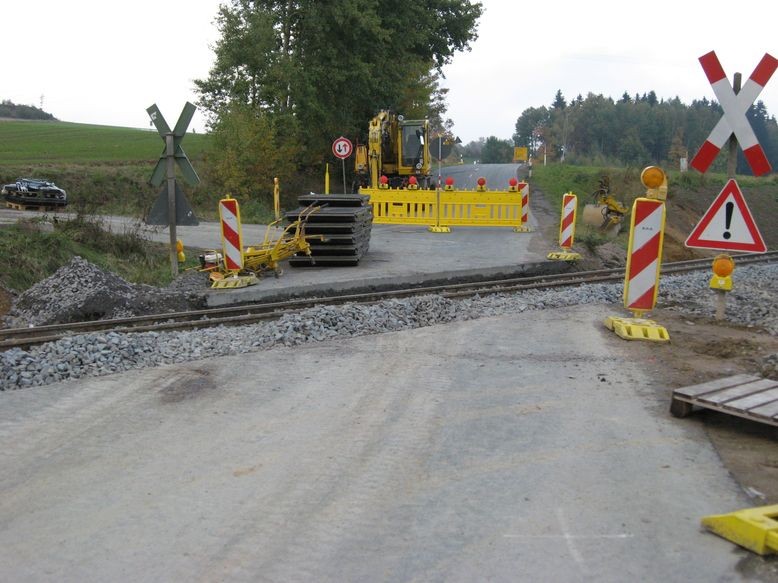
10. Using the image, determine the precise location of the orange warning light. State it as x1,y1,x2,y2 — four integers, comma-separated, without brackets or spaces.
712,254,735,277
641,166,665,189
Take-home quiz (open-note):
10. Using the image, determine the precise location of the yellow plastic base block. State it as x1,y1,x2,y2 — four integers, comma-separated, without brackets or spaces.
710,274,733,291
428,225,451,233
513,225,533,233
547,251,581,261
604,316,670,342
702,505,778,555
211,274,259,289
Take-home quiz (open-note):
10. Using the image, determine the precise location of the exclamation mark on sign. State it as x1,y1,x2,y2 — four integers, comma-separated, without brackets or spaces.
723,201,734,240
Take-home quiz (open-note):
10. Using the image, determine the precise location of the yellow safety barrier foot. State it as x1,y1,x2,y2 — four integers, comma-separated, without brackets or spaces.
604,315,670,342
702,505,778,555
547,251,581,261
211,274,259,289
428,225,451,233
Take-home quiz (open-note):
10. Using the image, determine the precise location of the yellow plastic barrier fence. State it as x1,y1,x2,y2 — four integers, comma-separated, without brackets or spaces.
364,188,437,225
361,187,526,231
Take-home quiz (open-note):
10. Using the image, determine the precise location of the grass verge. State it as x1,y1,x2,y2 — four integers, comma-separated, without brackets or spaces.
0,214,194,292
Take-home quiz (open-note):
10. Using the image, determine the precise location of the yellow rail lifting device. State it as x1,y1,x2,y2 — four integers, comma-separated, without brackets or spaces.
204,205,324,288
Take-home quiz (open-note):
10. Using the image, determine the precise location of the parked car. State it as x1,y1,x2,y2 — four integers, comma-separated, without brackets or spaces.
1,178,68,207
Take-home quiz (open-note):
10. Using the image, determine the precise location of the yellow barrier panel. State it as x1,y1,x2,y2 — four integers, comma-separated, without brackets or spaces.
362,188,437,225
361,187,523,230
439,190,522,228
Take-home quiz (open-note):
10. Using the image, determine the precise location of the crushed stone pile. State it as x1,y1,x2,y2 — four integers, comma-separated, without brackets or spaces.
4,257,207,328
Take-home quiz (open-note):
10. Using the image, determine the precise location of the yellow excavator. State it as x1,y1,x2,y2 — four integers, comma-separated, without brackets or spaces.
354,110,432,190
581,176,629,237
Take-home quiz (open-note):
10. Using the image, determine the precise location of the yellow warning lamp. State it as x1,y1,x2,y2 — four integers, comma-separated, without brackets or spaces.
176,239,186,263
710,254,734,291
641,166,668,201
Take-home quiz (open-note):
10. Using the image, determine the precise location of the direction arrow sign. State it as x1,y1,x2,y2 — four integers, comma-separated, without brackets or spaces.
332,136,353,159
690,51,777,176
685,179,766,253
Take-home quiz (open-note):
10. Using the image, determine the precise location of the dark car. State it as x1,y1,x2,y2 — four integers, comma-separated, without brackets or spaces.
2,178,68,207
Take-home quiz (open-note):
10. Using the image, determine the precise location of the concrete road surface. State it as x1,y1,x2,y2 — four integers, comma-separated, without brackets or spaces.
0,305,753,582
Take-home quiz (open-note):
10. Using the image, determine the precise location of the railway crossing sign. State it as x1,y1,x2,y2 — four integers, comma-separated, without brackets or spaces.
146,102,200,227
146,102,201,275
147,102,200,187
690,51,777,176
685,179,766,253
332,136,353,159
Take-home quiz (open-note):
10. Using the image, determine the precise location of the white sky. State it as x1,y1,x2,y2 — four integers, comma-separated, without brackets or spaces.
4,0,777,143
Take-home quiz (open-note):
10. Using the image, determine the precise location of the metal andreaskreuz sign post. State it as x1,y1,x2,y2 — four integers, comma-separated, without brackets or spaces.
146,102,200,276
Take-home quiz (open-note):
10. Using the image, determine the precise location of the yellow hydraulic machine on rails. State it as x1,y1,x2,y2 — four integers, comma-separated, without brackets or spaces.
201,201,324,289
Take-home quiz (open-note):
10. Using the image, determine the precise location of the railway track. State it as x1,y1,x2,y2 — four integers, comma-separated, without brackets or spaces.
2,251,777,350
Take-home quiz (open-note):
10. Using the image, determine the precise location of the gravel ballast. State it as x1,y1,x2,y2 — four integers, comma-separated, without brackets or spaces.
1,263,776,390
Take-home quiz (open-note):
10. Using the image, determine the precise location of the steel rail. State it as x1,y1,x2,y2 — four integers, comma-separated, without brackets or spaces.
2,251,776,349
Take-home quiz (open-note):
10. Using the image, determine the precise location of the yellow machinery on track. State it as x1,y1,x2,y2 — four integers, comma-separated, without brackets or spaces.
202,205,324,288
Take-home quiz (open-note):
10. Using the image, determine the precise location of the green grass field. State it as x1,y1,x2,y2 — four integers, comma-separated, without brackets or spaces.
0,120,209,163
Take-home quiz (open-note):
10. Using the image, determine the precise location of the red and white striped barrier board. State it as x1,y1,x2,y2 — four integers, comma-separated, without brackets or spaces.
690,51,777,176
219,197,244,271
559,192,577,249
624,198,666,313
519,182,529,225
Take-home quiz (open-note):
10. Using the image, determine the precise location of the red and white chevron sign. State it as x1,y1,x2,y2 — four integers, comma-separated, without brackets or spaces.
690,51,777,176
219,197,244,271
519,182,529,225
624,198,666,312
559,193,577,249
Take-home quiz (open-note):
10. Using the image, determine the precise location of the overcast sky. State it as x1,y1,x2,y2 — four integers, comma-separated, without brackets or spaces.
4,1,777,143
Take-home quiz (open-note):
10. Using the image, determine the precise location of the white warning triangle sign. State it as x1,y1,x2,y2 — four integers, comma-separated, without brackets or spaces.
685,179,766,253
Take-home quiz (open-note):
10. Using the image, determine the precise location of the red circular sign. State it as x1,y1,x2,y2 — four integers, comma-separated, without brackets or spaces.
332,136,353,159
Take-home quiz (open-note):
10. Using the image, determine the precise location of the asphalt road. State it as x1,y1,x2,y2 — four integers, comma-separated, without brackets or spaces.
0,305,752,581
440,162,526,191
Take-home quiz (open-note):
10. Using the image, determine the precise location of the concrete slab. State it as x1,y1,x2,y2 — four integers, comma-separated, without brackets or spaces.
205,222,554,305
0,305,752,581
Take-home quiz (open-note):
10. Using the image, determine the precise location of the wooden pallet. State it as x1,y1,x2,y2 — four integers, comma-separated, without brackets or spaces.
670,374,778,427
5,201,62,212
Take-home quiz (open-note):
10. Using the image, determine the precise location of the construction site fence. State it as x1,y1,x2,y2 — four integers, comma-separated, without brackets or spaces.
361,187,529,230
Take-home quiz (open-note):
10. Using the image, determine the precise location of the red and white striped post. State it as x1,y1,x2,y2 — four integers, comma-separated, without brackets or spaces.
690,51,777,176
520,182,530,227
559,192,577,249
623,198,666,315
219,196,244,272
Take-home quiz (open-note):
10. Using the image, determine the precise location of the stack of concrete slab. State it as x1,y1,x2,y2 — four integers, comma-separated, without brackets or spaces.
285,193,373,266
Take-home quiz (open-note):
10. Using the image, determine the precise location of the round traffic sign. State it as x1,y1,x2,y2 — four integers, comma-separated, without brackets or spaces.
332,136,353,159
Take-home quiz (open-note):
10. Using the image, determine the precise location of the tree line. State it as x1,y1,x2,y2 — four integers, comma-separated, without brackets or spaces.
0,100,56,121
195,0,483,199
509,90,778,174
